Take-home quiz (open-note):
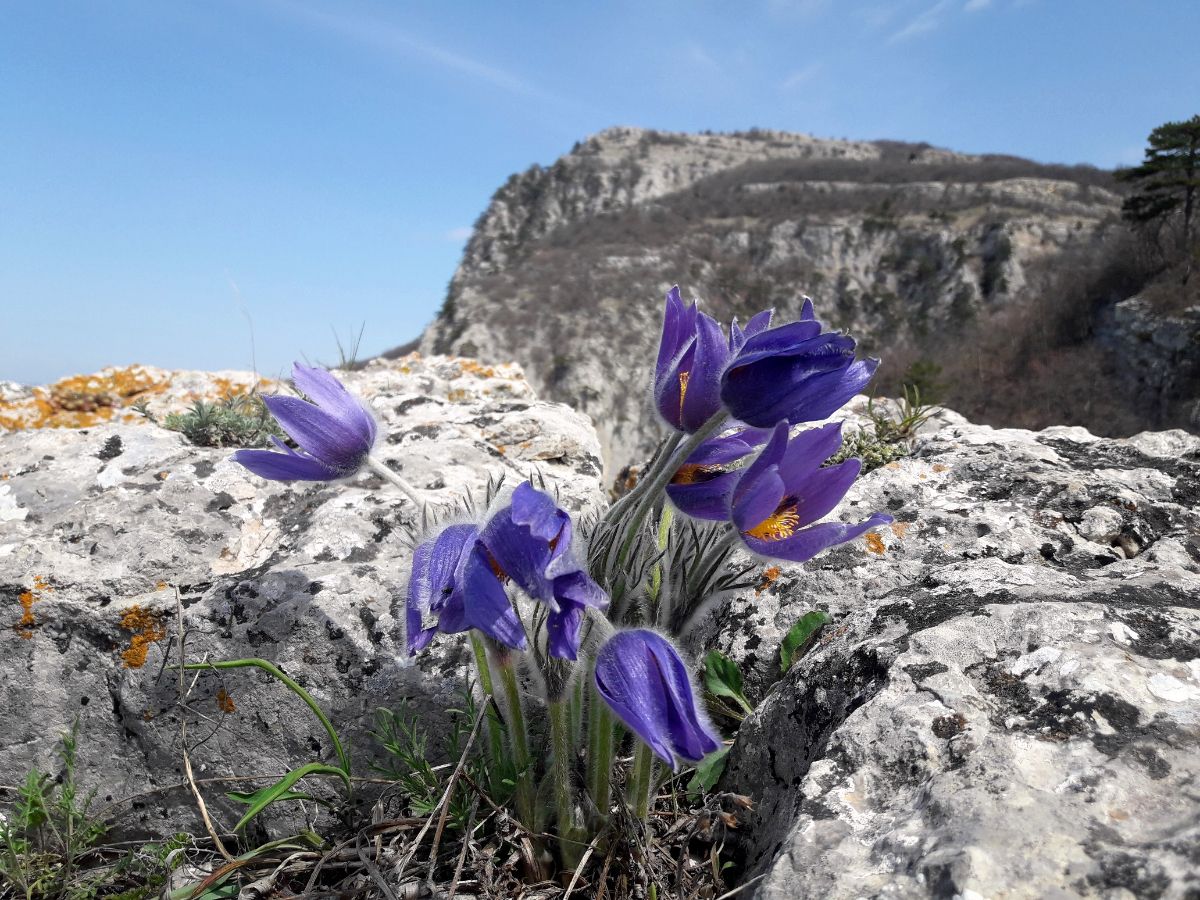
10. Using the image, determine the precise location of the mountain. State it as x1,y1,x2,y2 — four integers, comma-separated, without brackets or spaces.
408,126,1190,478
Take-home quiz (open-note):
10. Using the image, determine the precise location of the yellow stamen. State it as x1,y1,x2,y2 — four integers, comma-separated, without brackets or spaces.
671,462,725,485
745,501,801,542
678,370,691,417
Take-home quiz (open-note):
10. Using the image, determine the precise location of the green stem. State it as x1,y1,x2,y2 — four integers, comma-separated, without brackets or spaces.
490,646,535,828
549,698,583,871
184,658,350,779
586,682,615,826
470,632,506,780
629,741,657,822
609,413,726,604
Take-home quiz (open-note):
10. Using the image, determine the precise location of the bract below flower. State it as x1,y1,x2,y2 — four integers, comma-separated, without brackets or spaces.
719,302,878,429
653,286,731,433
730,421,892,562
480,483,608,660
594,630,721,772
232,363,377,481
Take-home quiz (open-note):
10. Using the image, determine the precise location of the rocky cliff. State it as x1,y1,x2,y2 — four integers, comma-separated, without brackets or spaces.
415,126,1127,477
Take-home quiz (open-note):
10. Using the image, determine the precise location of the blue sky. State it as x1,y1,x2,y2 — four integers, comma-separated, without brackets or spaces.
3,0,1197,385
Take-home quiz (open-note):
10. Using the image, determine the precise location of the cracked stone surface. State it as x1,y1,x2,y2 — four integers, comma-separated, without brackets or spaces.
713,421,1200,899
0,355,604,837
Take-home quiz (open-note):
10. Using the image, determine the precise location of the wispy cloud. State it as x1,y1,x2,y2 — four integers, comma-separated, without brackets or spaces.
781,62,822,90
888,0,953,43
963,0,992,11
445,226,473,242
265,0,558,102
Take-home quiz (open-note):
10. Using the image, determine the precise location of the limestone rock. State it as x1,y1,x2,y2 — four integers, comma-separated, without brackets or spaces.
713,420,1200,898
0,355,604,837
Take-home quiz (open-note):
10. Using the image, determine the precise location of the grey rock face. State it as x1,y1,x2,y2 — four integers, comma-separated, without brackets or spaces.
1097,296,1200,429
714,421,1200,898
416,126,1122,477
0,355,604,837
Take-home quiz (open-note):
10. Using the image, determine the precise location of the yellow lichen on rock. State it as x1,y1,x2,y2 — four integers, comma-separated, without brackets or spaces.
0,365,168,431
119,604,168,669
13,575,51,640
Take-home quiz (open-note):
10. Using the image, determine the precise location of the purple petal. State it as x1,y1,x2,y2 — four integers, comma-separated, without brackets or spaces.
666,469,740,521
440,545,527,650
684,427,771,467
480,505,555,604
721,347,874,428
799,297,816,321
787,459,862,529
594,630,721,772
546,600,586,660
741,512,893,563
745,308,774,335
406,540,437,655
731,320,825,367
231,447,339,482
732,467,786,534
730,422,789,526
510,483,572,561
775,422,845,485
654,340,695,430
553,569,608,610
679,312,731,431
655,286,697,388
291,363,378,447
727,328,855,372
262,395,372,473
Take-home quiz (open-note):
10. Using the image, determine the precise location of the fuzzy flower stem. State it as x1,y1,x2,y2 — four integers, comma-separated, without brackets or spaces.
586,675,615,827
365,455,424,508
489,643,536,828
628,740,657,822
613,413,726,574
470,632,507,779
549,697,584,871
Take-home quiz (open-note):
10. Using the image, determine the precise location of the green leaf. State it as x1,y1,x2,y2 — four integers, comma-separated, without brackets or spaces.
228,764,351,832
703,651,753,715
686,746,730,797
780,611,832,673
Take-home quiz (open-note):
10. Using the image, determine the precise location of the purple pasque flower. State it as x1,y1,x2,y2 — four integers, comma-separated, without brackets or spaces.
406,523,527,654
665,426,771,521
730,421,892,563
654,286,732,433
232,362,377,481
593,629,721,772
720,300,878,429
479,483,608,660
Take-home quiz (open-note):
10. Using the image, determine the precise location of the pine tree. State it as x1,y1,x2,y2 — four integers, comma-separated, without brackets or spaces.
1117,115,1200,255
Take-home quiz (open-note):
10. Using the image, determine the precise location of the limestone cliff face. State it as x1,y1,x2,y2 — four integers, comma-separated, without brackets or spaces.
416,126,1122,477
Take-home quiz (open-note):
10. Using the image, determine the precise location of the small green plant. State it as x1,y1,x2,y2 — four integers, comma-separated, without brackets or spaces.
830,386,936,473
0,724,189,900
157,394,282,449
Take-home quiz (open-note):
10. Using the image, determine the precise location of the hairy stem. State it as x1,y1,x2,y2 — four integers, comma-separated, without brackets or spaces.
365,455,424,507
586,680,615,827
470,632,507,783
628,741,657,822
549,698,584,870
489,645,536,828
609,413,726,602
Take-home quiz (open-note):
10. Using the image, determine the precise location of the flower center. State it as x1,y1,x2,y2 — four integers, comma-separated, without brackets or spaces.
745,500,801,542
678,370,691,416
671,462,725,485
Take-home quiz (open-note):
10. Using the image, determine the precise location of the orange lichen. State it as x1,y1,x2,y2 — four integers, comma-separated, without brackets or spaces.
865,532,886,555
756,565,782,594
458,359,497,379
13,576,51,639
446,388,470,403
0,365,169,432
931,464,948,473
216,688,237,714
890,521,911,539
119,605,167,669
